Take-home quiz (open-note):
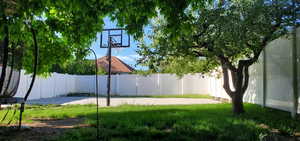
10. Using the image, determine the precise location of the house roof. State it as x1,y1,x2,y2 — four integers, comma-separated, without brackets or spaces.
96,56,135,74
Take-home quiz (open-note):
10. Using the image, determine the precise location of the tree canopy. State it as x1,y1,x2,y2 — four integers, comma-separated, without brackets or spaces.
1,0,204,74
137,0,299,114
139,0,298,72
1,0,107,73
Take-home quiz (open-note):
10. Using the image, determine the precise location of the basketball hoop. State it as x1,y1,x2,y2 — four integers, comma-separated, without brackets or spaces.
99,28,131,106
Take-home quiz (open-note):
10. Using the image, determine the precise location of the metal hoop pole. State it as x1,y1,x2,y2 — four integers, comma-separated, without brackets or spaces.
107,37,112,106
88,48,100,140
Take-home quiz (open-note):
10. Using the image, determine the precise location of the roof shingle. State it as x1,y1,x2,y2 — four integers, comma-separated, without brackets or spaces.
96,56,134,74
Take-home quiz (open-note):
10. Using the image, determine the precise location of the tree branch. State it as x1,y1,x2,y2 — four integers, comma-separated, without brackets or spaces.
235,64,244,92
221,63,234,97
218,55,237,71
192,51,206,57
241,66,249,94
193,23,209,39
243,22,282,66
0,18,9,94
230,70,237,90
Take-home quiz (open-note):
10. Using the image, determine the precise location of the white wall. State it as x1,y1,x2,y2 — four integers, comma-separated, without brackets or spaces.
15,72,78,100
13,72,210,100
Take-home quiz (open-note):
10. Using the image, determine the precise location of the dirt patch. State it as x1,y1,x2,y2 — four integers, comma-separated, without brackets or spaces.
0,118,89,141
26,118,88,128
258,124,300,141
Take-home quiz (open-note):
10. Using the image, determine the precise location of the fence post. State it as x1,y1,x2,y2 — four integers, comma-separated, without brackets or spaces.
181,76,184,95
135,75,138,96
117,74,119,95
39,77,42,99
54,73,57,97
262,48,267,107
157,74,161,95
291,13,298,118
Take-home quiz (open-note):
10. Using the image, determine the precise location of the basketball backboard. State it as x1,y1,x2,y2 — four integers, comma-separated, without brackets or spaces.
100,28,130,48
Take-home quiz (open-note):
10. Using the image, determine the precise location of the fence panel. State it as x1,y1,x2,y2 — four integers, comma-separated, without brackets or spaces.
159,74,181,95
137,74,160,95
117,74,137,95
182,74,210,95
75,75,93,93
265,36,294,111
243,57,264,105
98,75,107,95
15,70,28,98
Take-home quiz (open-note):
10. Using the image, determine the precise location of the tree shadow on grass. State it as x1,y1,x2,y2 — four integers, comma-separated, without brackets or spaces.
54,104,298,141
1,104,298,141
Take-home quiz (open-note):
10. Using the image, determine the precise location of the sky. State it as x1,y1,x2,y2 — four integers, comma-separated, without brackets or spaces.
87,17,152,70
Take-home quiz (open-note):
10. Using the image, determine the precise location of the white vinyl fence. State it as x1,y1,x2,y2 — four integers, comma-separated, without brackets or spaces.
75,73,210,96
15,73,211,99
15,72,77,99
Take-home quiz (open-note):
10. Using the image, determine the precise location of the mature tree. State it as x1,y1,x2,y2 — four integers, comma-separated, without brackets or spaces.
0,0,161,74
138,0,299,114
0,0,108,74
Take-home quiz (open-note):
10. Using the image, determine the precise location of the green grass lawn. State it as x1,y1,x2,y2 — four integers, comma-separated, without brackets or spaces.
0,103,299,141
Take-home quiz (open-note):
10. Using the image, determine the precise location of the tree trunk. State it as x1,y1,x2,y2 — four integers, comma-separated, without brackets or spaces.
0,25,9,95
232,94,245,114
221,60,250,115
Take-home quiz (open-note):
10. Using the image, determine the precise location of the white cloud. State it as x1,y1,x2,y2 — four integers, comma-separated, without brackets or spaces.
116,56,135,62
116,54,141,63
129,54,141,59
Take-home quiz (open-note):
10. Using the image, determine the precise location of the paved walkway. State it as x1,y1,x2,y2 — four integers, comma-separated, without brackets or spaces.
27,97,220,106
